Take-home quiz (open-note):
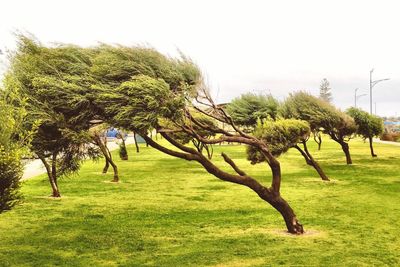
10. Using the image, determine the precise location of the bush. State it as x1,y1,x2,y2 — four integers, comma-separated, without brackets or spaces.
0,146,23,212
380,132,400,142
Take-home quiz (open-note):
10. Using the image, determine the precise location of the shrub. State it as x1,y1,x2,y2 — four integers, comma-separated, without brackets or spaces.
380,132,400,142
0,145,23,212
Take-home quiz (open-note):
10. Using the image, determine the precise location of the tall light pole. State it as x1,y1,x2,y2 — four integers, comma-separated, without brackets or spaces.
370,68,389,114
354,88,367,108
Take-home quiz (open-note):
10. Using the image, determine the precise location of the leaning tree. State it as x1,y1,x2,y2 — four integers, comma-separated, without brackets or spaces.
346,107,384,157
88,45,305,234
5,36,100,197
281,91,357,165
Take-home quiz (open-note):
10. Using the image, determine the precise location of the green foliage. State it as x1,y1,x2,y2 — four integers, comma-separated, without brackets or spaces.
91,45,202,133
281,91,356,140
0,91,28,212
90,45,200,93
226,93,279,127
5,35,100,179
5,35,202,185
0,146,23,212
346,107,384,139
247,119,310,163
100,75,185,132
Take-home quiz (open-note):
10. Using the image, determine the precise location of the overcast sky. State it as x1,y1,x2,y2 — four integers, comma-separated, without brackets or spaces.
1,0,399,116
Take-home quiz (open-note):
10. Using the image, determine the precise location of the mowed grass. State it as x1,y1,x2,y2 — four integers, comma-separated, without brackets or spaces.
0,138,399,266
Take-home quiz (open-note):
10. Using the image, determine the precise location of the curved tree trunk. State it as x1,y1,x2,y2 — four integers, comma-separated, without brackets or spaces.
340,141,352,164
368,136,377,157
313,132,322,150
93,135,119,182
142,133,304,234
39,153,61,197
102,137,110,173
103,158,110,174
133,132,140,153
294,145,313,166
294,142,330,181
268,195,304,234
204,144,213,160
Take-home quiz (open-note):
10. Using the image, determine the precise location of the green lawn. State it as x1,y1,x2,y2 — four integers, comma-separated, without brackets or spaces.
0,139,399,266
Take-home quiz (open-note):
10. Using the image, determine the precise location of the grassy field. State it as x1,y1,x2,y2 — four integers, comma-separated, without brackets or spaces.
0,138,399,266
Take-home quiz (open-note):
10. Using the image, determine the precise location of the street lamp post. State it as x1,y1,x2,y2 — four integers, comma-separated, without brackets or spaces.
354,88,366,108
369,69,389,115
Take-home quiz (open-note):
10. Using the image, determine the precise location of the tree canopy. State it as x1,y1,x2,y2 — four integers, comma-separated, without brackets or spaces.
247,118,310,163
281,91,357,164
226,93,279,128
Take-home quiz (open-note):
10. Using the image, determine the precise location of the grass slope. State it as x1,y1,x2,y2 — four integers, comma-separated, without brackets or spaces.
0,139,399,266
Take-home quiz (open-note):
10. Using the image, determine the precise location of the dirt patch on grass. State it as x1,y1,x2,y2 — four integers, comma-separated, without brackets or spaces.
211,258,265,267
269,229,327,238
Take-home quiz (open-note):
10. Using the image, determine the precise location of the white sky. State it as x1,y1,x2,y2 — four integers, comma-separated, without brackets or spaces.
1,0,399,116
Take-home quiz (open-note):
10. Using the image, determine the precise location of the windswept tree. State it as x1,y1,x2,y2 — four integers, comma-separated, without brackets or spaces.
226,93,279,129
90,45,305,234
319,78,332,103
5,36,100,197
281,91,357,164
248,119,330,181
346,107,384,157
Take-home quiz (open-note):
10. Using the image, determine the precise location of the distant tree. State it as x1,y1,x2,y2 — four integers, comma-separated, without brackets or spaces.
117,132,128,160
313,131,323,150
346,107,384,157
319,78,332,103
281,92,357,164
248,119,329,181
226,93,279,129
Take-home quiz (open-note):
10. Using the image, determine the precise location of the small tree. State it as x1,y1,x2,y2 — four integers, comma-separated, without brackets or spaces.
346,107,384,157
281,91,357,164
117,132,128,160
313,130,323,150
226,93,279,129
248,119,329,181
319,78,332,103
